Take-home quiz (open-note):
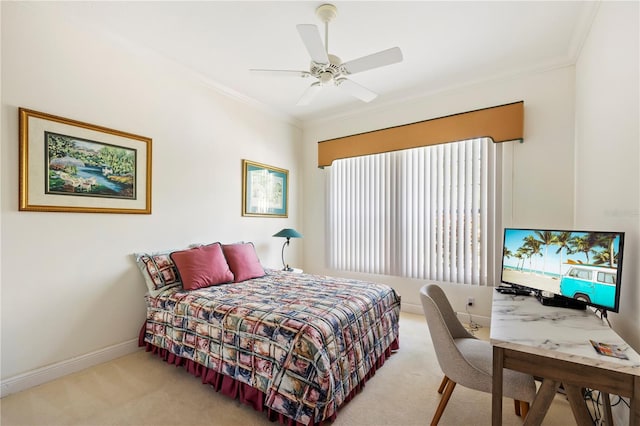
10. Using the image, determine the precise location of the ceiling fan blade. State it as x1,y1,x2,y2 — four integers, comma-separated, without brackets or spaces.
296,24,329,65
342,47,403,75
336,78,377,103
250,69,311,78
297,82,322,106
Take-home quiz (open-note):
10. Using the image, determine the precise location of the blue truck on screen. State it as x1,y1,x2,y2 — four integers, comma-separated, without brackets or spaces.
559,265,617,309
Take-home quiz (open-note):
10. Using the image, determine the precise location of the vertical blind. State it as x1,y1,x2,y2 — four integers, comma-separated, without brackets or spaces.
327,137,499,286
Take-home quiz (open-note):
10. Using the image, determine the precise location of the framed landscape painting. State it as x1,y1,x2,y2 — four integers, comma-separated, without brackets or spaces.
242,159,288,217
19,108,152,214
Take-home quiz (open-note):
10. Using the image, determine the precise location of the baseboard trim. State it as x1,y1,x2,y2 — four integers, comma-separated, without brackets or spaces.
0,339,140,398
402,303,491,327
456,311,491,328
401,303,423,315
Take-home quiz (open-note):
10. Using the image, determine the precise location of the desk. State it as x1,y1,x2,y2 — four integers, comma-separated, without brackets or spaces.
490,291,640,425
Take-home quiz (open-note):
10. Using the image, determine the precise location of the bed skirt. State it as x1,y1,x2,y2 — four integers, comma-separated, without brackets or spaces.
138,323,399,426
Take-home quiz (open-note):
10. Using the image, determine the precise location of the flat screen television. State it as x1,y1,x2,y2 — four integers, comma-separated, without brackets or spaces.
500,228,625,313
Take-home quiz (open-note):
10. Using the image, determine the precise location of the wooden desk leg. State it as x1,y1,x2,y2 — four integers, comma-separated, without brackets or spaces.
492,346,504,426
523,379,559,426
602,393,613,426
631,375,639,426
564,384,593,425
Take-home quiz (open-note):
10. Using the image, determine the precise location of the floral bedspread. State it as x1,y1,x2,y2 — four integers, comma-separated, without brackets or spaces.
143,269,401,424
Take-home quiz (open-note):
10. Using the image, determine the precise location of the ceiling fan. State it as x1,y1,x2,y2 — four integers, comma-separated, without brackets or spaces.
250,3,403,106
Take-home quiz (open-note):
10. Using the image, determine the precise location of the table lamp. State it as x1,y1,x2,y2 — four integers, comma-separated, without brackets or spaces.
273,228,302,271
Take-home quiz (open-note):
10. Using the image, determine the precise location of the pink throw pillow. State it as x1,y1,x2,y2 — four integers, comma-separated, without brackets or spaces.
170,243,234,290
222,242,265,282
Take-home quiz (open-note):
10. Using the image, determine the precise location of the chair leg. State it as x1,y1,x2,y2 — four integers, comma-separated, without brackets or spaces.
431,378,456,426
520,401,530,419
437,375,449,394
514,399,530,418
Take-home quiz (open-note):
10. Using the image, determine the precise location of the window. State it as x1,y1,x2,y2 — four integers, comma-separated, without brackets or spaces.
597,272,615,284
568,268,592,280
327,137,500,286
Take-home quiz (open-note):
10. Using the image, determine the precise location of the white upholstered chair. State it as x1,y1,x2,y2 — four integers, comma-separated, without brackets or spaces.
420,284,536,425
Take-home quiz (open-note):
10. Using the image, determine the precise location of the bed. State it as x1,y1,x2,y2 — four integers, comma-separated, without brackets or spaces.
136,244,401,426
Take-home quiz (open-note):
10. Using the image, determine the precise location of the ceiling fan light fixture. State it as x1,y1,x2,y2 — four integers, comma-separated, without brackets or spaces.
319,71,333,84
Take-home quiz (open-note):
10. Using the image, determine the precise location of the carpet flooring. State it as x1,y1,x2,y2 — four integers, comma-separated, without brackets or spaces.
0,312,574,425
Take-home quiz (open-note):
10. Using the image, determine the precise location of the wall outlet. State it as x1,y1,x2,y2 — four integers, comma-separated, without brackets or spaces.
467,297,475,306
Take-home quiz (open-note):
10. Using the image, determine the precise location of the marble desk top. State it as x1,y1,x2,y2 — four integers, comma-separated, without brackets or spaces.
490,290,640,376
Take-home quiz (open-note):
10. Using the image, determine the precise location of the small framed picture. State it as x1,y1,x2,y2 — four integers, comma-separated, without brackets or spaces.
242,159,288,217
19,108,152,214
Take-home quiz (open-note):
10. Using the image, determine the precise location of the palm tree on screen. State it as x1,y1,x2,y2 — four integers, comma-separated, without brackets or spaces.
503,247,513,267
514,251,525,270
522,236,542,273
593,250,613,266
568,234,596,264
534,230,555,276
517,246,531,271
594,233,618,267
552,231,573,276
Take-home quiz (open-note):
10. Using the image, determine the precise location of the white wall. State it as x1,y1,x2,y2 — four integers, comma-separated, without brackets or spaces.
575,1,639,351
302,66,576,319
1,2,303,386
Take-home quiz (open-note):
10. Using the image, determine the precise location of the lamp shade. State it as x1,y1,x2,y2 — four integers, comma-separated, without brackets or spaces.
273,228,303,239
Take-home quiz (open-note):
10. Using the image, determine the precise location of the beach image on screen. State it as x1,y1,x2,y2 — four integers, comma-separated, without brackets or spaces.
502,229,622,309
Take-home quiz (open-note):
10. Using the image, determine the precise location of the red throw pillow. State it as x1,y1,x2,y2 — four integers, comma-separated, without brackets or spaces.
222,242,265,282
170,243,234,290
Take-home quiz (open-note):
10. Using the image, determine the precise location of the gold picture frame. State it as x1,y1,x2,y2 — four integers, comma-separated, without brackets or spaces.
19,108,152,214
242,159,288,217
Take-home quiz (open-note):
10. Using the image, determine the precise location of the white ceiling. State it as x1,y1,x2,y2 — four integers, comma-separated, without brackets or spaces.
40,1,597,125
